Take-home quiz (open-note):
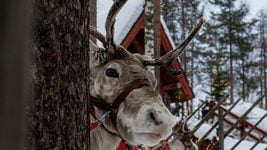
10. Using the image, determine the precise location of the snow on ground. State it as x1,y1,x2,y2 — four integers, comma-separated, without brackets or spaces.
187,118,217,139
224,136,267,150
186,101,267,150
224,101,267,132
187,117,267,150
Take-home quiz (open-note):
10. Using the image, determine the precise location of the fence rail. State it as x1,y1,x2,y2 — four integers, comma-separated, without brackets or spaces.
186,96,267,150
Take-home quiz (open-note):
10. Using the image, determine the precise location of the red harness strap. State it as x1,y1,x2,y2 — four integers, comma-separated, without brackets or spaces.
90,121,99,131
89,106,98,131
162,142,169,150
116,140,140,150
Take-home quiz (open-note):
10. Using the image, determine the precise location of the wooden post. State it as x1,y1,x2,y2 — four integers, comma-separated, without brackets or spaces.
239,120,246,137
218,106,224,150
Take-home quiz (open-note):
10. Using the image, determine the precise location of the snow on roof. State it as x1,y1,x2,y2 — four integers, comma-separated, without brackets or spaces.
160,16,176,49
97,0,176,49
97,0,144,45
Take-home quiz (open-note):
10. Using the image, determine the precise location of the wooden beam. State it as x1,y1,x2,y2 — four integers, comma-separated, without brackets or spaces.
160,25,194,100
121,14,144,48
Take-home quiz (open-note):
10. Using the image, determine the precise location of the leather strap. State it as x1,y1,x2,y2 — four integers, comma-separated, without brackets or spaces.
90,96,112,111
89,78,150,132
112,78,150,110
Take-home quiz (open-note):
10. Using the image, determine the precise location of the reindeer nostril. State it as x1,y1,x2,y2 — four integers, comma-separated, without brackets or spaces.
149,110,162,126
150,111,156,121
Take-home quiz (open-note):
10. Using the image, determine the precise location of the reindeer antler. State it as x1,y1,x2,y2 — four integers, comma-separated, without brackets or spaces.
89,0,203,67
143,19,204,66
105,0,127,54
89,26,106,44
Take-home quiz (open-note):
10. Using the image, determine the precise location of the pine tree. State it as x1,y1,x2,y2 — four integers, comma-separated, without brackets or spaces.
200,21,228,102
206,52,228,101
161,0,180,44
208,0,256,103
257,9,267,109
161,0,203,114
233,2,257,101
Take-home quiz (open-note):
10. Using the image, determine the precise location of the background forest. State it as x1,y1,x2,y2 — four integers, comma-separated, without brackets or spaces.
161,0,267,109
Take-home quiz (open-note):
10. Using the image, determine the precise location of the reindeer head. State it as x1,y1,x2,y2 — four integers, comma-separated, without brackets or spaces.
89,0,203,146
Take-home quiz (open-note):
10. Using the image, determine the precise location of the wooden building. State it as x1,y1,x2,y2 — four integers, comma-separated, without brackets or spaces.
96,0,194,102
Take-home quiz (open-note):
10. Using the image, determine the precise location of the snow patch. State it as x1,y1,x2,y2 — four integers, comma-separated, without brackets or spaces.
97,0,176,51
224,101,267,132
188,118,217,140
97,0,144,45
224,136,267,150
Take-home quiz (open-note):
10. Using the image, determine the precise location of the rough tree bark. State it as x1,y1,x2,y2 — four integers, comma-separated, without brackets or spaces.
28,0,90,149
89,0,96,43
145,0,161,91
181,0,187,73
154,0,161,92
258,10,267,109
145,0,155,75
228,0,234,104
0,0,31,149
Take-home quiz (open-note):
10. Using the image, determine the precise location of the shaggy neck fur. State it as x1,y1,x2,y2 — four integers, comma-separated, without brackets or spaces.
90,107,121,150
90,76,121,150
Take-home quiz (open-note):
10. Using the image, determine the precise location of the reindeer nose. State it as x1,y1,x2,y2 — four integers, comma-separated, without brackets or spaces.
148,109,162,126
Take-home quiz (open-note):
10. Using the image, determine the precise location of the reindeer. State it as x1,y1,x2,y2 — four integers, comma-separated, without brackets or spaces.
89,0,204,150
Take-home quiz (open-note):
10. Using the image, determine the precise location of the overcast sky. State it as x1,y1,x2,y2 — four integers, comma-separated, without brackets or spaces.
202,0,267,19
246,0,267,17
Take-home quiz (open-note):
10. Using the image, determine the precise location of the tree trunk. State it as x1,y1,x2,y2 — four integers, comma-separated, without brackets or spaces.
28,0,90,149
241,60,245,101
181,0,187,73
145,0,161,92
260,44,263,107
229,40,234,103
154,0,161,92
258,10,267,109
264,35,267,110
228,0,234,104
145,0,155,75
263,20,267,109
89,0,97,43
0,0,31,149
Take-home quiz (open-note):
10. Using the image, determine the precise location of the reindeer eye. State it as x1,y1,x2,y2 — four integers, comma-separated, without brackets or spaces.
106,68,119,78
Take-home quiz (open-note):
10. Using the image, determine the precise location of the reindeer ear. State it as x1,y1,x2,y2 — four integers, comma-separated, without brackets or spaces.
90,40,109,68
148,72,157,90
